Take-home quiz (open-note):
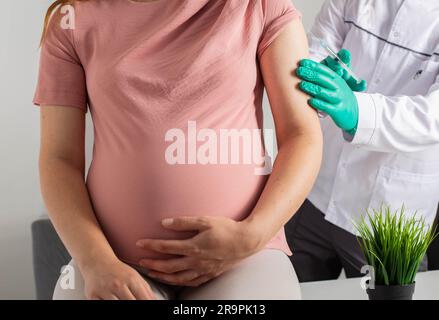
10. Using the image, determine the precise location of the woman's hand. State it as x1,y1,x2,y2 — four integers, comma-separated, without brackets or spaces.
81,256,156,300
136,216,266,287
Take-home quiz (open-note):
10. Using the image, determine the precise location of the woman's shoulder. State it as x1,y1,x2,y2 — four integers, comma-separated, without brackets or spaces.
48,0,104,32
53,0,119,33
42,0,115,58
259,0,299,17
70,0,111,12
68,0,112,26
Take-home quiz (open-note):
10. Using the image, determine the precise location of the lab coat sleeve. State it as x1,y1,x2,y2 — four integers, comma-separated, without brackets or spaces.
308,0,349,62
346,73,439,153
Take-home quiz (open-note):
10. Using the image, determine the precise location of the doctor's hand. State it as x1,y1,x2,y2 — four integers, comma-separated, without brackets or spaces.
321,49,367,92
296,59,359,135
136,217,263,287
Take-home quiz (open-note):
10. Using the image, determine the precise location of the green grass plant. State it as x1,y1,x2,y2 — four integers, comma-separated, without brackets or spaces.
355,206,437,286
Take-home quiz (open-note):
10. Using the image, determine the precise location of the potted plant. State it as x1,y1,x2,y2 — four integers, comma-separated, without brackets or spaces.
355,206,437,300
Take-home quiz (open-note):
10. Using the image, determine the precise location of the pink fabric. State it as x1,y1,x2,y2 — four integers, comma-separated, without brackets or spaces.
33,0,300,264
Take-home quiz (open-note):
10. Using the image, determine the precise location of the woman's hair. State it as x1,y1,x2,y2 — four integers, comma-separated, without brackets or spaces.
41,0,87,45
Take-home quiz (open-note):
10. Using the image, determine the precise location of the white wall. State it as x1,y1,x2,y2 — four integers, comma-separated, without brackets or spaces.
0,0,54,300
294,0,325,30
0,0,324,299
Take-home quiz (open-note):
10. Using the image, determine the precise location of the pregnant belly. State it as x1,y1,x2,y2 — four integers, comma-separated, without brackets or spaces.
86,152,267,264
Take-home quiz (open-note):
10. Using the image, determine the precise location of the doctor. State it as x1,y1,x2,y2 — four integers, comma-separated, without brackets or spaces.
286,0,439,281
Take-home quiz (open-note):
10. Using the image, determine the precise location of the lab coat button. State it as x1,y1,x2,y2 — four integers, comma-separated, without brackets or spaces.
393,31,400,38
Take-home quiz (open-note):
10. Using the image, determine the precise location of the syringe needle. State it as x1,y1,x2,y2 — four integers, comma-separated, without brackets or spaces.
309,32,362,85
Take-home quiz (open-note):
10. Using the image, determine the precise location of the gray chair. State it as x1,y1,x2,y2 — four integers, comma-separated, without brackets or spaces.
31,219,70,300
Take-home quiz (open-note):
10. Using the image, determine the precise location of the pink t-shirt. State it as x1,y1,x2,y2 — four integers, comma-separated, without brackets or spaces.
34,0,300,264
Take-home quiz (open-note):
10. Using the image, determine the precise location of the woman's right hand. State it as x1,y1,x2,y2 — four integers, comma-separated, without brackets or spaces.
81,257,156,300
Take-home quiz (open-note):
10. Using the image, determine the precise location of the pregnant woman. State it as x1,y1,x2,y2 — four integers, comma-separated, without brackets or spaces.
34,0,322,300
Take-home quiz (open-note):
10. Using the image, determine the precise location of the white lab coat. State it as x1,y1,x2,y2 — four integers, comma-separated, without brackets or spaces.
307,0,439,234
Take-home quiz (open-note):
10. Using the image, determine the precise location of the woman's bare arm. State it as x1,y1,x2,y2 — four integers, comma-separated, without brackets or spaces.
39,107,117,269
39,106,154,299
244,19,323,247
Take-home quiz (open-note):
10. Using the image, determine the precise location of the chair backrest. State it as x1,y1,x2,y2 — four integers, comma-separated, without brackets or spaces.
31,219,71,300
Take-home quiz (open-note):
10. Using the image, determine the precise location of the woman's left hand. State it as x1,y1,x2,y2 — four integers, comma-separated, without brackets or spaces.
136,216,265,287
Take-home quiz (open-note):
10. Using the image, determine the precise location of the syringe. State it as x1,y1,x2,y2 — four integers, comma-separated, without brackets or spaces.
310,32,362,85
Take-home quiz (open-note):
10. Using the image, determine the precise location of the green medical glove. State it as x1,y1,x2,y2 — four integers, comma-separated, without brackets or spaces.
322,49,367,92
296,59,359,135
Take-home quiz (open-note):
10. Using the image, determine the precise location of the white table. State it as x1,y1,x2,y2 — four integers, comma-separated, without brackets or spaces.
300,270,439,300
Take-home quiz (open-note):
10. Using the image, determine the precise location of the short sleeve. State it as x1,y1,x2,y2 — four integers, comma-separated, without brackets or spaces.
33,8,88,112
258,0,302,59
